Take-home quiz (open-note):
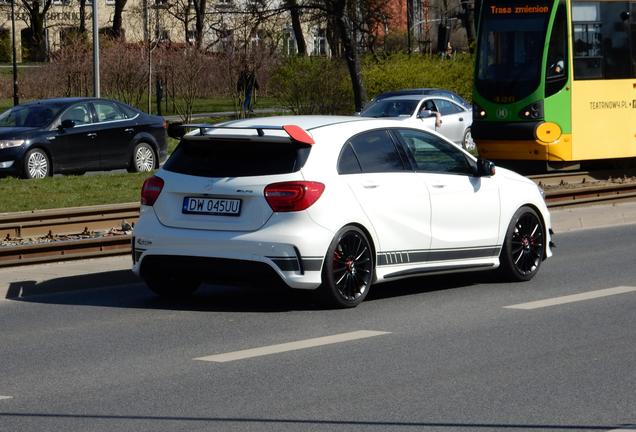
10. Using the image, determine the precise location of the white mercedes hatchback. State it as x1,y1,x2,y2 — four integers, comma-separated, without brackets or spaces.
132,116,552,308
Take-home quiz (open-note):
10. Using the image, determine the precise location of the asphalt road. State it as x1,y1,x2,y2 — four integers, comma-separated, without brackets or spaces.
1,224,635,432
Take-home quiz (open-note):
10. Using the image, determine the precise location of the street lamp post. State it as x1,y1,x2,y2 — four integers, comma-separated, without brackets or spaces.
93,0,100,97
11,0,18,106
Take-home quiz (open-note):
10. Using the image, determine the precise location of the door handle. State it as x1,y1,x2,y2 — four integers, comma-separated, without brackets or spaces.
362,181,379,189
431,184,446,189
86,133,97,138
125,128,134,133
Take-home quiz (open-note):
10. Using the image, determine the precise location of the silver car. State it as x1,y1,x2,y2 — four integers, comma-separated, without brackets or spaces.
359,95,475,151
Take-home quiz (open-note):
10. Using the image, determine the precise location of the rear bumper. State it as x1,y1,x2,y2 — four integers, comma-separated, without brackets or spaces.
132,209,334,289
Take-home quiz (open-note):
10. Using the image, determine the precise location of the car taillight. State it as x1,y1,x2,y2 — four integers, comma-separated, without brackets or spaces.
264,181,325,212
141,175,164,206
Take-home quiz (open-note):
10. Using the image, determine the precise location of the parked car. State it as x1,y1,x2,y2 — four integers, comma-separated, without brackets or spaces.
368,88,472,109
0,97,168,179
359,95,475,150
132,116,552,308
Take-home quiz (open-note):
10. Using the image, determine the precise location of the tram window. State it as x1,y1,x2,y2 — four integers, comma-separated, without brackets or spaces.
632,2,636,76
572,0,634,79
546,1,568,96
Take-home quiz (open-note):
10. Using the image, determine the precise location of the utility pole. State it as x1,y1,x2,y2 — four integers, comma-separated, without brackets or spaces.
11,0,18,106
93,0,100,97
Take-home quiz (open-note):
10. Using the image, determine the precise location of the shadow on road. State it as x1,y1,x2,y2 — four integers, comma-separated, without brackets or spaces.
8,267,504,313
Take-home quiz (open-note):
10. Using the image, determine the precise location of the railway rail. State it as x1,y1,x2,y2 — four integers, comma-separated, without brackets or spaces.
2,170,636,268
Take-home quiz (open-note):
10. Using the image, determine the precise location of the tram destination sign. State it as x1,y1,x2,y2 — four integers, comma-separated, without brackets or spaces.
488,4,550,15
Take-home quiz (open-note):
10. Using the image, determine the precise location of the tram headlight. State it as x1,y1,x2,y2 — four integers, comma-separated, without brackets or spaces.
473,103,487,119
518,101,544,119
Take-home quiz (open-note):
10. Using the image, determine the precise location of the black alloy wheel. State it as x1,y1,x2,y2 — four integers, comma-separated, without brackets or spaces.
319,226,374,308
499,206,545,281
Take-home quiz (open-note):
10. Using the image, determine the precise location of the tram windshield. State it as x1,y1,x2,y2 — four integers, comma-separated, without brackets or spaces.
475,0,553,103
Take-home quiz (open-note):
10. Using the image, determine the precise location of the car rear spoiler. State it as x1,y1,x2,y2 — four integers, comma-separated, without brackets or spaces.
167,123,314,145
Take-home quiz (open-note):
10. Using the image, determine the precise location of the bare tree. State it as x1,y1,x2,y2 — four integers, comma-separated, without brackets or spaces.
111,0,128,38
19,0,54,61
285,0,306,55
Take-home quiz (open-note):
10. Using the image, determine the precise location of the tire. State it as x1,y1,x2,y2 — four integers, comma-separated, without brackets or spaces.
143,271,201,299
318,226,374,308
23,148,51,179
499,206,545,281
462,128,475,152
128,142,156,173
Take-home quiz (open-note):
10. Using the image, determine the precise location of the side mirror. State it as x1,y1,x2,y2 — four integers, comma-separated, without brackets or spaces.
58,119,75,130
417,109,435,119
167,122,186,139
476,158,496,177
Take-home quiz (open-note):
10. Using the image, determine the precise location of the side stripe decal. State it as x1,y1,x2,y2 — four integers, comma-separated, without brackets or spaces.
377,247,500,266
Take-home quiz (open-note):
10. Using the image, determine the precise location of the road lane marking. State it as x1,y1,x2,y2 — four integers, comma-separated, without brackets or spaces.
505,286,636,310
194,330,391,363
0,396,13,400
607,427,636,431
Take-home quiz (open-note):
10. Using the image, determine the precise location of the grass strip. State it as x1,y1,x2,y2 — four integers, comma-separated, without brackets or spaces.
0,172,150,213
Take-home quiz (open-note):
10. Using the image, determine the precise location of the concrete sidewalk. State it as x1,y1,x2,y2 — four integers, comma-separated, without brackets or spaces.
2,201,636,301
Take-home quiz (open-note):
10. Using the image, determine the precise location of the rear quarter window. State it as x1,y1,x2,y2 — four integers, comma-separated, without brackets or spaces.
163,136,311,177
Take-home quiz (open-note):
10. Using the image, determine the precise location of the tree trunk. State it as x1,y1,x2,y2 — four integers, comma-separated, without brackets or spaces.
22,0,52,61
285,0,306,56
79,0,86,33
193,0,207,49
333,0,366,112
112,0,128,38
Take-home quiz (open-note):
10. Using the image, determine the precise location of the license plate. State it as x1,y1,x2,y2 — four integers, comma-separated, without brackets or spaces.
182,197,242,216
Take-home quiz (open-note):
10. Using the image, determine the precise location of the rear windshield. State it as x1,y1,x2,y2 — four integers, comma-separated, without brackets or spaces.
163,136,311,177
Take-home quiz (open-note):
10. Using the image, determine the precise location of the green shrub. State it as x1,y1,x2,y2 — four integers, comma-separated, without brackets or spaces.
270,56,354,115
362,53,474,103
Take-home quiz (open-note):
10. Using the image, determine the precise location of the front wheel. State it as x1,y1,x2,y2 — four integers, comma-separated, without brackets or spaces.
499,206,545,281
318,226,374,308
23,148,51,179
128,142,156,173
462,128,475,152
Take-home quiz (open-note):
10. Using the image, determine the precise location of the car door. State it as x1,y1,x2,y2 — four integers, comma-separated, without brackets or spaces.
90,100,136,169
434,98,470,145
394,128,501,252
338,129,432,257
52,102,100,171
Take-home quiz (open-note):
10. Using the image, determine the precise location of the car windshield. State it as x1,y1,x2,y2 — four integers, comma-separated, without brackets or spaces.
360,99,420,117
0,104,66,128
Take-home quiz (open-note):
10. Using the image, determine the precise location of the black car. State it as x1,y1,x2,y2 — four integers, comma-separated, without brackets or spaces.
0,97,168,179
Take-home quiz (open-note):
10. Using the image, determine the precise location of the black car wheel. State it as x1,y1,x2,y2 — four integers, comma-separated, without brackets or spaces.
499,206,545,281
129,142,156,173
23,148,51,179
318,226,374,308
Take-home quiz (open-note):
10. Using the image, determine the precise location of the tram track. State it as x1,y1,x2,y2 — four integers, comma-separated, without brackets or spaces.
2,170,636,268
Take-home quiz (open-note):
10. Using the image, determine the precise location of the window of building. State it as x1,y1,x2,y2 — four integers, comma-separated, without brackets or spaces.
313,28,327,55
